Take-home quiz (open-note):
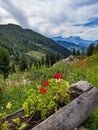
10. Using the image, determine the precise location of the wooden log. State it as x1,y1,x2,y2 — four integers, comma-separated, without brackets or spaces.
70,80,93,94
2,108,24,123
2,81,98,130
31,87,98,130
78,126,88,130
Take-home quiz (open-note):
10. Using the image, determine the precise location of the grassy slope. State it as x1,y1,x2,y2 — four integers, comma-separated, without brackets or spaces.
0,53,98,129
0,24,71,62
52,53,98,129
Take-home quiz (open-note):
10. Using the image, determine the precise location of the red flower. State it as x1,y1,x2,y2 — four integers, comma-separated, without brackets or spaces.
44,81,49,86
0,87,3,93
40,87,46,94
53,73,63,79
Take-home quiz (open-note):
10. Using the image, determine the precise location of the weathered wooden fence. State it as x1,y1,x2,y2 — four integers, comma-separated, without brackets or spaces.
2,81,98,130
31,81,98,130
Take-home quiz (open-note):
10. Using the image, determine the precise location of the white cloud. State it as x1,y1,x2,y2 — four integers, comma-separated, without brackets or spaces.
0,0,98,40
0,5,18,25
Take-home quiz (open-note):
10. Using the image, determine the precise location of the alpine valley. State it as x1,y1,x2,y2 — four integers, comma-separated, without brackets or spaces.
0,24,71,63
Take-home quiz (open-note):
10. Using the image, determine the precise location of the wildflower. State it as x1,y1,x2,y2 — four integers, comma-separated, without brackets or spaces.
40,87,46,94
53,73,63,79
6,102,12,109
0,87,3,93
44,81,49,86
53,73,63,82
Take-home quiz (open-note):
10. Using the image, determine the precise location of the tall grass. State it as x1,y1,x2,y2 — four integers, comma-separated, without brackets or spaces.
0,54,98,129
0,60,98,114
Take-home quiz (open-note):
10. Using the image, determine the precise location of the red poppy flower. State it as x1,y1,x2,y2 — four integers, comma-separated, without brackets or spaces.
40,87,46,94
44,81,49,86
0,87,3,93
52,73,63,79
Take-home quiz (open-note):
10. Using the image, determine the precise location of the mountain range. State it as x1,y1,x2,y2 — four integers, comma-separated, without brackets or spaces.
52,36,98,52
0,24,71,63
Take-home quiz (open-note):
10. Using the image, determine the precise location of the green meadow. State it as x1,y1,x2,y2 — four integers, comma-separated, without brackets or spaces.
0,53,98,129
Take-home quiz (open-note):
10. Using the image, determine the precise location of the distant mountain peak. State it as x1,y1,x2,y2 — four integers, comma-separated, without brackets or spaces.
52,35,93,47
68,36,81,39
52,35,98,54
52,36,64,41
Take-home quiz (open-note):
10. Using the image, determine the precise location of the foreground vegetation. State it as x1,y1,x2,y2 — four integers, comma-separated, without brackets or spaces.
0,52,98,129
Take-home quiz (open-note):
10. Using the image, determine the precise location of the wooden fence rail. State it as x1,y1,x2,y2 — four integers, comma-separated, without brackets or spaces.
31,81,98,130
2,81,98,130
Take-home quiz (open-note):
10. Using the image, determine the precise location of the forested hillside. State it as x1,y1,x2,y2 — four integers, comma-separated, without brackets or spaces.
0,24,71,63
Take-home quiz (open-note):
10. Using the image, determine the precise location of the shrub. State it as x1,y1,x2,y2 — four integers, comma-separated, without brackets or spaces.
23,75,70,120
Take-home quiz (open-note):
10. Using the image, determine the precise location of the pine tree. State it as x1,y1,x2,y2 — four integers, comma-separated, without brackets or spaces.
19,56,28,71
72,49,76,55
0,47,10,79
76,50,80,55
45,54,50,67
86,44,95,56
93,44,98,54
41,56,45,66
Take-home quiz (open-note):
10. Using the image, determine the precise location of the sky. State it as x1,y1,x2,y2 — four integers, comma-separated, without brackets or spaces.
0,0,98,40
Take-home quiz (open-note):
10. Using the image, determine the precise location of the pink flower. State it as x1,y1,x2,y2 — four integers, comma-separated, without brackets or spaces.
44,81,49,87
40,87,47,94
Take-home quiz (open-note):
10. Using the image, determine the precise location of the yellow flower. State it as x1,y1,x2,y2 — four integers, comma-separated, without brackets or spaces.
6,102,12,109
